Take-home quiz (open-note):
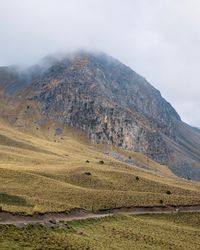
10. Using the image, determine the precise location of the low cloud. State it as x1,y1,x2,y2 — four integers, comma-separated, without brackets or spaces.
0,0,199,126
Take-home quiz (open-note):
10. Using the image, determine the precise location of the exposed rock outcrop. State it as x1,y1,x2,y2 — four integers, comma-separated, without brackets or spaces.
0,51,200,180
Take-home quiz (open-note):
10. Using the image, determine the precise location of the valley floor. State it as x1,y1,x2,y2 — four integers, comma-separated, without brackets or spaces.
0,212,200,250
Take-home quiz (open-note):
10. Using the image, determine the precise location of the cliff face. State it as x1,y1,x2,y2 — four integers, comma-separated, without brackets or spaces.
0,51,200,180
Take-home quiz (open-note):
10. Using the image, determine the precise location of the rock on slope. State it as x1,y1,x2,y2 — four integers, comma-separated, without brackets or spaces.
0,51,200,180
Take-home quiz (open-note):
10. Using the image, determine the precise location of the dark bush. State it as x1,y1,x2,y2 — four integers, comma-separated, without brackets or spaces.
84,172,91,176
99,160,104,165
166,190,171,195
86,160,90,163
136,176,139,181
159,199,164,205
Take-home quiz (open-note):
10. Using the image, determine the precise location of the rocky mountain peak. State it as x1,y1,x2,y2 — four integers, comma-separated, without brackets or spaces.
34,51,181,123
0,50,200,180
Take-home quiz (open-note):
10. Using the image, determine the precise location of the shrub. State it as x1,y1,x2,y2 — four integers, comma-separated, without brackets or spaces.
166,190,171,195
159,199,163,205
136,176,139,181
86,160,90,163
84,172,91,176
99,160,104,165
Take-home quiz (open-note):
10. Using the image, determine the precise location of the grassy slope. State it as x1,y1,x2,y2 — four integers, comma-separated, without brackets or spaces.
0,213,200,249
0,96,199,213
0,114,200,213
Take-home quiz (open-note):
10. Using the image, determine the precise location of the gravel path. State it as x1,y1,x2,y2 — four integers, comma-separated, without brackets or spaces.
1,205,200,228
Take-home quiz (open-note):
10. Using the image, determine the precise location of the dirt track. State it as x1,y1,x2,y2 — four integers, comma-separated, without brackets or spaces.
1,205,200,228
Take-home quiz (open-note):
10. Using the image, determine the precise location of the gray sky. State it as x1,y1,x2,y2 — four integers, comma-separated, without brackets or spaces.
0,0,199,127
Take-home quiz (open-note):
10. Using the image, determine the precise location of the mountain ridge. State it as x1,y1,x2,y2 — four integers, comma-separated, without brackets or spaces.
0,50,200,180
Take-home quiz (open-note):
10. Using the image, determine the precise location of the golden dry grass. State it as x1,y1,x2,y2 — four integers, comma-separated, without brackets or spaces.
0,112,200,213
0,213,200,249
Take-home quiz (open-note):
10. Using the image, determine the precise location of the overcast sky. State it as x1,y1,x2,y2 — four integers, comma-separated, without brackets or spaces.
0,0,199,127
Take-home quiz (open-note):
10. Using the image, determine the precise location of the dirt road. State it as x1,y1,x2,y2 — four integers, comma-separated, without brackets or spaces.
0,205,200,228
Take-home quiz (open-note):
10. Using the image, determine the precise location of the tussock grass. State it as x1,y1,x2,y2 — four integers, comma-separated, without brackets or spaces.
0,119,200,213
0,213,200,249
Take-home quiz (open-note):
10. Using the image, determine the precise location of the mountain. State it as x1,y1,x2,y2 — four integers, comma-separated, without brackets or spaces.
0,50,200,180
192,126,200,134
